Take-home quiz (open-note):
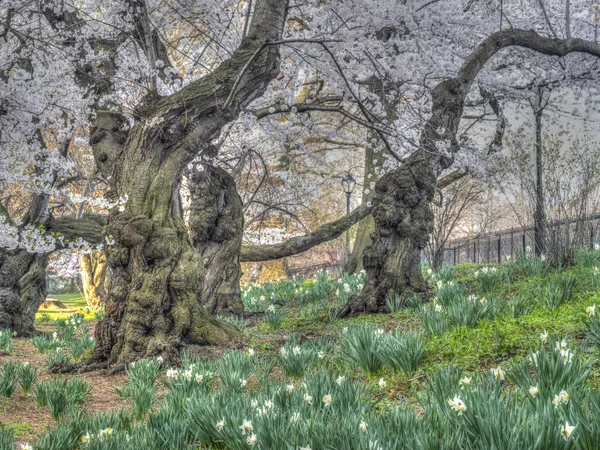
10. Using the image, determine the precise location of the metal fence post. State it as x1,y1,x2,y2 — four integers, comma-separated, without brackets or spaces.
510,229,514,260
497,237,501,263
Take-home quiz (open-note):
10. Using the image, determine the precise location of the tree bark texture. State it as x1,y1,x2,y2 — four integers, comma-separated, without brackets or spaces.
0,251,48,337
79,251,108,309
344,137,384,274
240,204,373,262
341,151,435,315
189,165,244,317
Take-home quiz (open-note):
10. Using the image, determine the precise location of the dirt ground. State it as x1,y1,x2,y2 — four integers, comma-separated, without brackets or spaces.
0,323,127,445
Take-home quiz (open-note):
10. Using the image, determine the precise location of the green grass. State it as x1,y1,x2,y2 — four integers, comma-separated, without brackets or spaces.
35,293,93,321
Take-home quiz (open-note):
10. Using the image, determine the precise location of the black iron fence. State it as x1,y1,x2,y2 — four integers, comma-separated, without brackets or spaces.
286,262,343,279
440,214,600,266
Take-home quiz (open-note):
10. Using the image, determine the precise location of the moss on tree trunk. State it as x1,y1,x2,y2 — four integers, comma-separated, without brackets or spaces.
341,151,435,316
189,164,244,317
79,251,107,309
0,251,47,337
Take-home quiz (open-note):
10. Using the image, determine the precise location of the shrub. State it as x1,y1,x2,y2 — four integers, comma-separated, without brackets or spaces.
378,329,427,374
340,326,384,376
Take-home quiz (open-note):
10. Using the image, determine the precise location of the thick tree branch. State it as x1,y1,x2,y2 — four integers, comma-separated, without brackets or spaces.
423,28,600,175
240,204,372,262
47,215,107,246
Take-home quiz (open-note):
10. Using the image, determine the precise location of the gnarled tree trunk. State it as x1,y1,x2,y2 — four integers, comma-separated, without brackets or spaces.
189,165,244,317
86,0,289,366
341,151,435,315
342,29,596,316
79,251,107,309
0,251,47,337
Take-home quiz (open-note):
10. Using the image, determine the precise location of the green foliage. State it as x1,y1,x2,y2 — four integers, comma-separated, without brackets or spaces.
45,347,72,367
216,350,254,392
507,296,533,318
0,362,18,398
416,304,449,336
574,246,600,268
378,329,427,374
30,334,60,353
265,306,284,330
277,337,318,378
540,274,576,312
509,338,591,405
340,326,384,376
588,314,600,346
474,266,503,293
93,306,106,320
386,294,405,313
434,281,464,307
67,331,96,360
16,362,39,394
0,424,15,450
516,250,550,278
0,328,14,353
446,296,495,328
216,314,247,331
35,378,91,420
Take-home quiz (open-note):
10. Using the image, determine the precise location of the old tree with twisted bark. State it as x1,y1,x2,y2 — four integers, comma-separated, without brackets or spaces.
3,0,288,366
341,31,600,316
89,0,290,365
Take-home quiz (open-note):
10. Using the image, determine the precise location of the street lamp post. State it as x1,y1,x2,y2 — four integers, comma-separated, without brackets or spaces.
341,174,356,264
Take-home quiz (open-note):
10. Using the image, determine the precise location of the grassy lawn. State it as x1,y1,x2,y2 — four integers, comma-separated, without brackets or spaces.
35,293,94,321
